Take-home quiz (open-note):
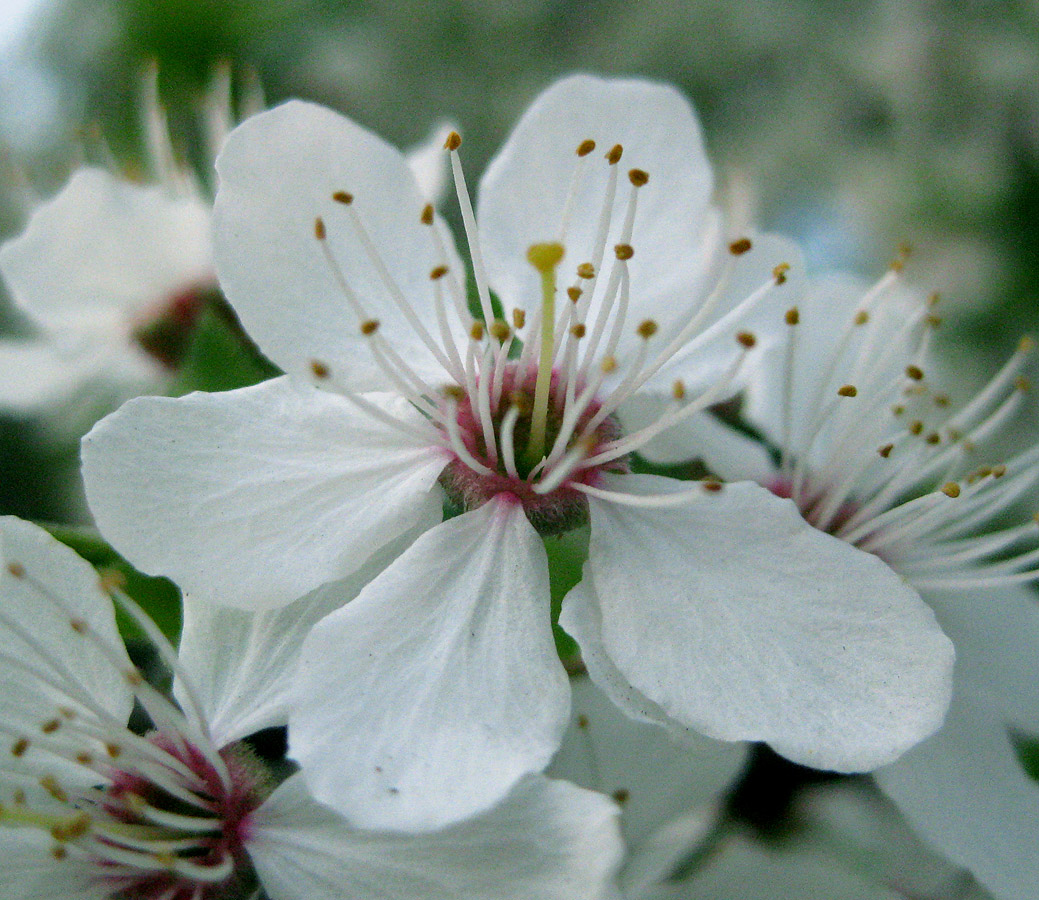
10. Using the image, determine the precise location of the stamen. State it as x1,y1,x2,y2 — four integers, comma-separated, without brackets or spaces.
447,134,495,326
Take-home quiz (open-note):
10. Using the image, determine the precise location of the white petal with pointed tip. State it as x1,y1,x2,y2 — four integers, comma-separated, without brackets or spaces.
0,168,212,332
0,517,133,741
82,376,447,610
570,474,954,772
548,674,747,847
290,498,570,832
214,100,467,390
248,773,623,900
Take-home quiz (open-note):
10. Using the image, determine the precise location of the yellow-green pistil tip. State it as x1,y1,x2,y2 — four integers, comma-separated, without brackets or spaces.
525,242,565,465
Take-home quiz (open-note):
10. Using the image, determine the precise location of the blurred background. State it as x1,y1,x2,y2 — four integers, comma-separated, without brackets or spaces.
1,0,1036,517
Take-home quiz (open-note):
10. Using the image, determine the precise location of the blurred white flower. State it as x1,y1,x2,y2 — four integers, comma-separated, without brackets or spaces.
0,66,450,439
652,271,1039,899
83,74,953,834
0,515,625,900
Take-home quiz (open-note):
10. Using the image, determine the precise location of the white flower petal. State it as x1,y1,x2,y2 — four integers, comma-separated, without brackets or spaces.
248,773,624,900
0,828,109,900
924,585,1039,730
639,232,806,397
0,336,164,438
0,168,212,332
82,376,447,610
478,75,713,326
876,686,1039,900
618,400,777,483
290,498,570,832
175,516,431,747
405,121,456,203
548,674,747,847
572,474,954,772
213,100,466,390
0,517,133,739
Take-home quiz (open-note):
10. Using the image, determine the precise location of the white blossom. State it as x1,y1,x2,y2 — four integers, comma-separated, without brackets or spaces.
82,74,953,831
0,515,625,900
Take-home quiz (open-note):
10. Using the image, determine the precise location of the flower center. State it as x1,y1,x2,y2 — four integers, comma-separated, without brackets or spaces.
438,360,625,535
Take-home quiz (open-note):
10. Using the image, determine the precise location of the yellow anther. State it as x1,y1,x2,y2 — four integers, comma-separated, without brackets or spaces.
69,619,87,635
925,432,941,445
75,753,92,765
40,777,67,803
600,356,617,374
728,237,752,256
892,404,905,416
41,719,61,735
773,263,790,284
1016,376,1031,392
577,139,596,157
878,443,894,458
332,191,353,205
612,788,631,804
51,846,66,860
926,314,943,327
310,360,330,379
6,562,25,578
785,307,800,325
993,464,1007,478
637,319,658,339
526,242,565,273
628,168,649,187
1019,335,1035,353
577,714,589,729
430,265,449,280
489,320,511,342
934,393,950,407
928,291,940,306
97,568,126,593
577,262,595,279
470,322,485,341
11,738,28,757
570,323,586,339
837,384,858,397
606,144,623,165
614,243,634,260
702,480,724,493
360,319,380,336
512,308,526,329
420,203,434,225
905,364,924,381
853,310,869,325
443,385,466,401
106,743,121,758
444,131,462,151
567,287,583,302
736,331,757,349
672,380,686,401
313,217,326,240
941,482,961,498
909,420,924,435
124,669,143,687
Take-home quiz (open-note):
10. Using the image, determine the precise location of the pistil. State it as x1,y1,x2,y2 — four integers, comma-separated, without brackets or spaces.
525,242,566,465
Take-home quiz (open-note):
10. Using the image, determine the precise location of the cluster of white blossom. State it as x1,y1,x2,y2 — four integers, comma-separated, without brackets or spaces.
0,74,1036,899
